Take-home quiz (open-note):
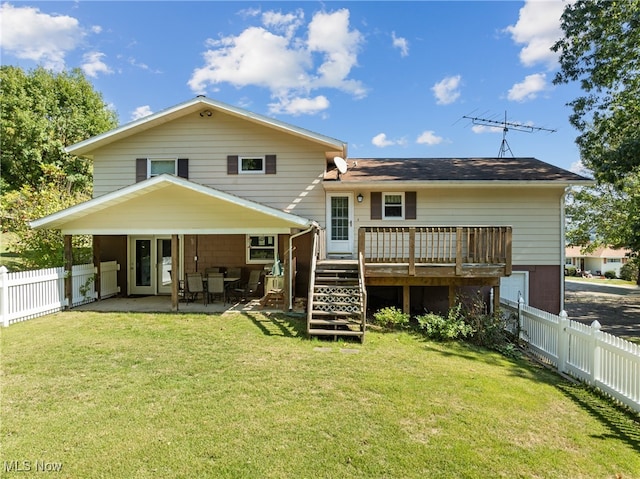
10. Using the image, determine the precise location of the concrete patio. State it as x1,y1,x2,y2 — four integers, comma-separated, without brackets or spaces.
73,295,303,315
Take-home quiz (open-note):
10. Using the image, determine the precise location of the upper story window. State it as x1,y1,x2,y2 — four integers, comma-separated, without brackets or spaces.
240,156,265,174
149,158,177,177
383,193,404,219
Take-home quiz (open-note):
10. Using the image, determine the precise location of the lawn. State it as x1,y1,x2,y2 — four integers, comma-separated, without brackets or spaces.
1,311,639,478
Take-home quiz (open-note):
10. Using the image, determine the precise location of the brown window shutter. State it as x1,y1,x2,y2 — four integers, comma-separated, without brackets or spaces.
177,158,189,179
371,192,382,220
265,154,277,174
136,158,147,182
405,191,417,219
227,155,238,175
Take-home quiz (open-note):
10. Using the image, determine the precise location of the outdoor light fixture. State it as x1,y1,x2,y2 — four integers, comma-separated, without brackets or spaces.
357,193,364,203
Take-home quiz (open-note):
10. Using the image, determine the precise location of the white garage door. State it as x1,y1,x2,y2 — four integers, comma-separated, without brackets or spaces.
500,271,529,304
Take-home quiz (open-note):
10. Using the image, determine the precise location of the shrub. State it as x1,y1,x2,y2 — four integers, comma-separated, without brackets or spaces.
372,306,410,330
564,266,577,277
416,304,473,341
604,270,617,279
620,261,638,282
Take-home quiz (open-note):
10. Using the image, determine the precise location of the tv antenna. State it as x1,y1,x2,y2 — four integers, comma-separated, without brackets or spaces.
462,111,556,158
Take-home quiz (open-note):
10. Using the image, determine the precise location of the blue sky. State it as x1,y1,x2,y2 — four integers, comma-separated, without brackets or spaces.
1,1,586,173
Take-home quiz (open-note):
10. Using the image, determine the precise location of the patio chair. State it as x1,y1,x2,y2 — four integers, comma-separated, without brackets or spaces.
207,273,225,304
205,267,220,274
232,269,262,302
186,273,206,305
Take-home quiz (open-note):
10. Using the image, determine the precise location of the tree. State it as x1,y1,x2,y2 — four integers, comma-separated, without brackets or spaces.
0,66,118,193
552,0,640,186
553,0,640,284
1,164,93,269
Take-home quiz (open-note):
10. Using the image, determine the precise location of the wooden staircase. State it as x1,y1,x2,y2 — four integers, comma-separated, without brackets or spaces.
307,259,366,342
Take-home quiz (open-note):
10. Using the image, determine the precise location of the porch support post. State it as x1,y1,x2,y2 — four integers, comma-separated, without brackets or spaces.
93,235,101,300
402,285,410,315
408,227,416,276
493,283,500,315
64,235,73,309
171,234,180,312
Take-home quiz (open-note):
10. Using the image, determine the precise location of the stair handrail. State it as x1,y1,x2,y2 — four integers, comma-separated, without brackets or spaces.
306,227,319,336
358,250,367,336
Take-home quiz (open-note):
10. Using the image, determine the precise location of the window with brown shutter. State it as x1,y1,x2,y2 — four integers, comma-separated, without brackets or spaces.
265,154,276,174
227,155,239,175
371,192,382,220
177,158,189,179
405,191,416,220
136,158,147,182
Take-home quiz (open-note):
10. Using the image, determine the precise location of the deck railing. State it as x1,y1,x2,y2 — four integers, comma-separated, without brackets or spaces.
358,226,512,275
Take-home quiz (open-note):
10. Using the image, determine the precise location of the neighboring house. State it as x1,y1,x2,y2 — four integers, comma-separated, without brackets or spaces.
31,96,591,339
565,246,631,277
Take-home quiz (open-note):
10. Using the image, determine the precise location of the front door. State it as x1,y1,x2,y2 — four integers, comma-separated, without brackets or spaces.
130,237,154,295
326,193,354,257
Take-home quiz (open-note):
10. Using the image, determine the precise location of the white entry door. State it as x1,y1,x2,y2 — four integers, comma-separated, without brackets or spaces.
326,193,354,257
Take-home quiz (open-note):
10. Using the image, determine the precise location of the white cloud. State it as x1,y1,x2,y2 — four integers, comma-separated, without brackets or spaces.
81,52,113,78
0,3,84,71
131,105,153,121
268,95,329,116
431,75,462,105
507,73,548,102
392,31,409,57
471,125,503,134
416,130,444,146
188,8,366,115
372,133,407,148
504,0,569,69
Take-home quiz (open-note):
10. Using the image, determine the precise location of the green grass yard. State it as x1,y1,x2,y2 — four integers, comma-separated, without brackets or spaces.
1,311,639,478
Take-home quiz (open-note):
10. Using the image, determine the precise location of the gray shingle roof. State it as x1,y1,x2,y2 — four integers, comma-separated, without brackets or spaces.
325,157,591,183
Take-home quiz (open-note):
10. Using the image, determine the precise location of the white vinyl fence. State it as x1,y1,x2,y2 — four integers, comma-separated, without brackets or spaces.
0,261,120,327
501,297,640,414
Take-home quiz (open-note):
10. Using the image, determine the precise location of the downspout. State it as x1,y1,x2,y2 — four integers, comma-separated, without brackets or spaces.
560,186,571,313
288,222,318,311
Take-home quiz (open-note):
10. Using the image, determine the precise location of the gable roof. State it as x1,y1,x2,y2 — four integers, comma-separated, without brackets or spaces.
325,157,592,185
30,174,314,234
66,96,347,158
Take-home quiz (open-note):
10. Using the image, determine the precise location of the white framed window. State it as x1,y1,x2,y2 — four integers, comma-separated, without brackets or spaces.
149,158,177,177
246,234,277,263
239,156,265,174
383,192,404,219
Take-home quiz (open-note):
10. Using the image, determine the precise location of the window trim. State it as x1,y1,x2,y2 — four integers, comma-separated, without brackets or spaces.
239,156,266,175
382,192,405,220
246,234,278,264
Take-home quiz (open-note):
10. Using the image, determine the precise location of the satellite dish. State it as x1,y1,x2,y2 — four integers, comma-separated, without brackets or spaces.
334,156,348,175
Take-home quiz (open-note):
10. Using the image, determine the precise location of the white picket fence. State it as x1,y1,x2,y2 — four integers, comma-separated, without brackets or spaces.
501,297,640,413
0,261,120,327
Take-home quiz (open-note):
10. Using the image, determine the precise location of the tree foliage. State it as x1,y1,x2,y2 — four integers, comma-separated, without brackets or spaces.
552,0,640,186
1,165,93,269
0,66,118,193
553,0,640,284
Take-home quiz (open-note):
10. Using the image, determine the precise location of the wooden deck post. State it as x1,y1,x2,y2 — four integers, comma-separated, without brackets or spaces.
448,284,456,309
403,285,410,315
358,227,366,262
64,235,73,309
171,234,179,312
408,227,416,276
455,227,463,276
493,284,500,314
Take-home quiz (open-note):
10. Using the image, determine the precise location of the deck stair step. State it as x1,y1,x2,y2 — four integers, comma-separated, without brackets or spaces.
308,259,365,342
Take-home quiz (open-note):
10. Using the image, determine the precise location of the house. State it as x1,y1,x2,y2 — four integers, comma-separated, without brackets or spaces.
565,245,631,277
31,96,591,340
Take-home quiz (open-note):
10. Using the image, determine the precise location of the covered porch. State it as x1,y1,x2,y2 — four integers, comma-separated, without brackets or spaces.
30,174,316,313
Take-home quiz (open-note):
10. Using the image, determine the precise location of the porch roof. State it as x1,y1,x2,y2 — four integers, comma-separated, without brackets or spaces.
30,175,314,235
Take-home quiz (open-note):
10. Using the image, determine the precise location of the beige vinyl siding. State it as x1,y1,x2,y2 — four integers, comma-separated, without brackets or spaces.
353,187,564,266
92,111,328,223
